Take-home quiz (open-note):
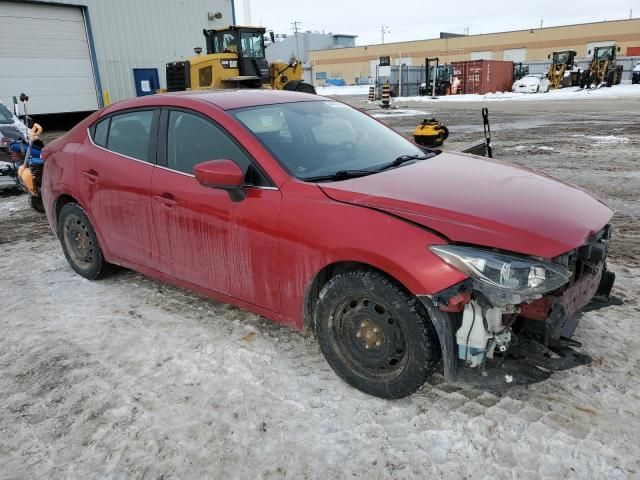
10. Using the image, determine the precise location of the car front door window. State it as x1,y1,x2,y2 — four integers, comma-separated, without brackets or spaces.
166,110,252,176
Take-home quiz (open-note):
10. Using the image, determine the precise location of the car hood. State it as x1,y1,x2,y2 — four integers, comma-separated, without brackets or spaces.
515,78,539,86
318,152,613,258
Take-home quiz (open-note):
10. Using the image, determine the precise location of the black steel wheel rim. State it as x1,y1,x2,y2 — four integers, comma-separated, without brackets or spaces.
329,295,408,381
62,213,95,269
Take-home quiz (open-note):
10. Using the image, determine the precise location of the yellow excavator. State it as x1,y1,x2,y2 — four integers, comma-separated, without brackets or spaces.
166,25,315,94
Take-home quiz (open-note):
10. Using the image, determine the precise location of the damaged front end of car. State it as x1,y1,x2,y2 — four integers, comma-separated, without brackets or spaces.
419,225,615,388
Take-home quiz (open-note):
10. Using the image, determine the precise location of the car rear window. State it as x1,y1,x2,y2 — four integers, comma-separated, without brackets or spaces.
92,118,109,147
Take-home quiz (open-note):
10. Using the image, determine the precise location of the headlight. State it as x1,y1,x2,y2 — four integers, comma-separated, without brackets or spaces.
429,245,571,295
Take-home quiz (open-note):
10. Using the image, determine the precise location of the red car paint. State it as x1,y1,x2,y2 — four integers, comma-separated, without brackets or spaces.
41,90,612,330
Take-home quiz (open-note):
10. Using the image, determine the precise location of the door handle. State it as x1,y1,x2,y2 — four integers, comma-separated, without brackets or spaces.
153,193,178,207
82,170,99,183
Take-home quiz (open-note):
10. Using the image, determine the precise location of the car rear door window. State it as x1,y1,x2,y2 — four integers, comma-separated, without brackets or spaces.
166,110,252,175
106,110,154,162
92,118,110,147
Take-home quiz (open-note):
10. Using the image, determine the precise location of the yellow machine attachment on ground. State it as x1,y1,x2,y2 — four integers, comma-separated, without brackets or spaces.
166,25,315,94
413,118,449,147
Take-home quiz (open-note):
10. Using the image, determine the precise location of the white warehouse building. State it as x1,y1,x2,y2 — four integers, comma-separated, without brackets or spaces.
0,0,236,114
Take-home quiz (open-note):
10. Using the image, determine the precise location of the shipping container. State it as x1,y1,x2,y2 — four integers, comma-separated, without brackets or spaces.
451,60,514,95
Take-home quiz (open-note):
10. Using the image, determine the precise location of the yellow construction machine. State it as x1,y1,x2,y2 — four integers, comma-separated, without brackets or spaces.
547,50,581,89
166,26,315,93
580,45,623,89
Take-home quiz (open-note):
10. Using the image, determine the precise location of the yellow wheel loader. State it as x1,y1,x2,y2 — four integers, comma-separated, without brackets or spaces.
580,46,623,89
166,26,315,94
546,50,581,89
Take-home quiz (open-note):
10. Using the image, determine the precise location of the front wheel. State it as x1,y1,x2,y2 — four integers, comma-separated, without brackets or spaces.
314,270,441,399
58,202,109,279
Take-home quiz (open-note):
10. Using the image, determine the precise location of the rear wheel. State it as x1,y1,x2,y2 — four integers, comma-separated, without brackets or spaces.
58,203,109,279
314,270,440,399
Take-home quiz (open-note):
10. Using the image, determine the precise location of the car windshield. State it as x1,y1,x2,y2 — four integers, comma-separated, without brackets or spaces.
231,100,432,180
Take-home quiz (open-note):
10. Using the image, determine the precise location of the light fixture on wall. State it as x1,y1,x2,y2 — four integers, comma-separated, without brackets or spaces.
208,11,223,21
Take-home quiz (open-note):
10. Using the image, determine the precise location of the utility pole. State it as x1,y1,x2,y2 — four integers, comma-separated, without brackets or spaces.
291,20,301,60
381,25,390,44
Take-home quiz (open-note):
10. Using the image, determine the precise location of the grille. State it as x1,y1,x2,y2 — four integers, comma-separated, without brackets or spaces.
166,61,190,92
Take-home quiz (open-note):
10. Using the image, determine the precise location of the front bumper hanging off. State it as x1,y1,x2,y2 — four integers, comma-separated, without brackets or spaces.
418,261,616,389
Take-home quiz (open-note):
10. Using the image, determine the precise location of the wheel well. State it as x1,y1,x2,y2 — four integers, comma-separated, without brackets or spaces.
54,194,79,226
303,261,409,333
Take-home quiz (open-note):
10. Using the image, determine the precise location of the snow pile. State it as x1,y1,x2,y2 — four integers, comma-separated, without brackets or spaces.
396,84,640,103
316,84,372,96
573,134,631,145
371,109,430,118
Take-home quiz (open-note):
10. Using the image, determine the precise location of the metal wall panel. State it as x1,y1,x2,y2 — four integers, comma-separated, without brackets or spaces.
4,0,235,109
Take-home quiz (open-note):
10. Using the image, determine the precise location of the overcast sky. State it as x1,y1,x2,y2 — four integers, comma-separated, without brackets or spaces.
236,0,637,45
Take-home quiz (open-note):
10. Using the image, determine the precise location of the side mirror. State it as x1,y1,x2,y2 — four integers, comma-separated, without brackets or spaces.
270,31,275,44
547,54,551,59
194,159,246,202
617,46,621,52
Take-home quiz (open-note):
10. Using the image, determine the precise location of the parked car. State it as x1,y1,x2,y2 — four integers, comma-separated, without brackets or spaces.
512,74,550,93
632,62,640,85
0,101,28,192
41,90,614,398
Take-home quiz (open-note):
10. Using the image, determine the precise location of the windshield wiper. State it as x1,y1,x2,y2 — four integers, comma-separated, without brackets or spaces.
374,153,433,173
305,169,376,182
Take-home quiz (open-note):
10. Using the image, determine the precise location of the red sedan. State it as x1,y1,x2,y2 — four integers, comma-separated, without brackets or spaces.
41,90,614,398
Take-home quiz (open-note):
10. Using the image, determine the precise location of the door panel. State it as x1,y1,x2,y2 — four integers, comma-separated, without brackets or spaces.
150,167,281,311
76,144,155,266
77,109,157,266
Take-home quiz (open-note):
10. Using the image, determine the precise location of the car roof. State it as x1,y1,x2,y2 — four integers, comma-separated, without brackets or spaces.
115,89,324,111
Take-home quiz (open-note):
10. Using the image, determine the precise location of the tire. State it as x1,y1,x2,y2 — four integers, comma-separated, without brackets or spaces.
314,269,441,399
282,80,316,94
28,195,45,213
57,202,109,280
440,125,450,141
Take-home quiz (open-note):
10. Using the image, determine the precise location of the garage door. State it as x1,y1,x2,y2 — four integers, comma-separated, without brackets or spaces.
470,51,492,60
503,48,527,62
0,1,99,115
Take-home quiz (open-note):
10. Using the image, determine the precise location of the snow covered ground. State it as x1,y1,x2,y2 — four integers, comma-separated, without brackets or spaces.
2,96,640,478
1,192,640,478
397,84,640,103
317,83,640,103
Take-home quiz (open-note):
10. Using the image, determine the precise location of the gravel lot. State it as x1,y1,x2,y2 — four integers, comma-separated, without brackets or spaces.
1,93,639,479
